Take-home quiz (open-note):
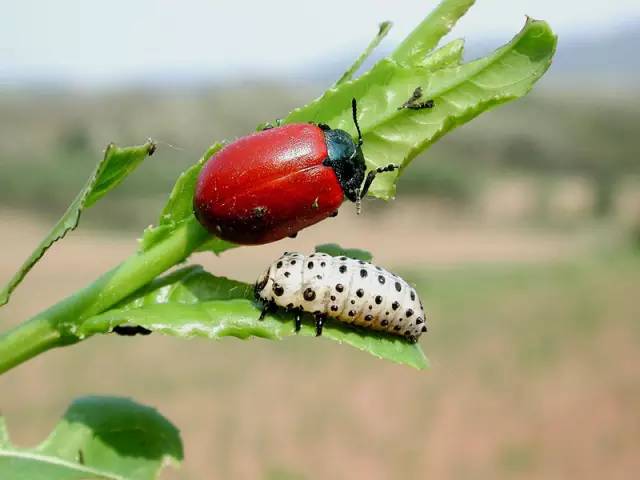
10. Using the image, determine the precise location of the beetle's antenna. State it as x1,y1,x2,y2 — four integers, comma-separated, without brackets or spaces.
355,188,362,215
351,98,363,147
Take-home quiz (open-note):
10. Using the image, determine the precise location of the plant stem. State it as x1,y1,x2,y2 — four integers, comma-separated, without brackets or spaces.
0,216,210,375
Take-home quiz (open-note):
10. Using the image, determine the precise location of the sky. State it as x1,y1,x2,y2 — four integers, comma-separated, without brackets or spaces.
1,0,639,87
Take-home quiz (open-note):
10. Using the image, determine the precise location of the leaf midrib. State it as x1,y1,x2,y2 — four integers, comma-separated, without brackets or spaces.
0,449,125,480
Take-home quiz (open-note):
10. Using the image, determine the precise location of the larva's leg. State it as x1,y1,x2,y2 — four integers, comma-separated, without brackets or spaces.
294,309,303,333
258,301,275,321
314,312,326,337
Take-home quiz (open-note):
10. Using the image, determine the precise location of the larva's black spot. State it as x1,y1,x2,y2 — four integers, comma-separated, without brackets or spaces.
375,265,382,271
360,269,368,278
339,265,347,274
385,311,389,315
309,254,315,257
358,260,365,265
273,283,284,296
276,261,283,268
421,326,427,332
392,301,400,310
340,256,347,261
320,261,326,267
284,271,291,278
405,330,411,336
291,260,296,265
308,261,315,269
286,303,294,309
365,314,373,321
303,288,316,301
410,290,416,301
356,288,364,298
406,309,414,318
316,275,323,280
416,317,423,324
395,282,402,292
378,275,385,284
330,295,336,301
335,283,344,292
348,310,356,317
331,305,339,312
350,299,355,305
375,295,383,304
381,319,389,326
394,325,402,331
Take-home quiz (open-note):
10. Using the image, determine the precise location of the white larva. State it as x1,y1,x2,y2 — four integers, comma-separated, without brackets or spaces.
254,252,427,342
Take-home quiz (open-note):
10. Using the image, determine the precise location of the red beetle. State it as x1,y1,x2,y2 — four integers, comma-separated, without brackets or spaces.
193,99,398,245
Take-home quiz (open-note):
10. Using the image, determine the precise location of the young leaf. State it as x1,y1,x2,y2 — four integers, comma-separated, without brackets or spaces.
421,38,465,70
0,142,155,307
334,21,392,86
0,396,182,480
79,266,428,370
158,143,224,227
286,18,557,199
391,0,475,65
140,142,224,252
314,243,373,262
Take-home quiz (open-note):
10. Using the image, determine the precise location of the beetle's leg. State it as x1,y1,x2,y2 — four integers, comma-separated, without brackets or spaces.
357,164,400,212
294,309,303,333
314,312,326,337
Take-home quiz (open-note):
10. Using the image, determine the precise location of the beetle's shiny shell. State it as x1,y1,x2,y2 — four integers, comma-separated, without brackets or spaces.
193,124,344,245
255,252,427,342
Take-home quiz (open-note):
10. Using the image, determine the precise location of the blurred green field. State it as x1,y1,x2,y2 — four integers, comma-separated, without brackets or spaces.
1,239,638,479
1,83,639,478
1,86,639,230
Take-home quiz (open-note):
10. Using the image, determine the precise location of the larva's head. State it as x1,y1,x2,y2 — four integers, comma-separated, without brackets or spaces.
254,266,271,300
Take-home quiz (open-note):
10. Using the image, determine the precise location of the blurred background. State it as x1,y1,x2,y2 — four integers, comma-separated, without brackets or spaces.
1,0,639,478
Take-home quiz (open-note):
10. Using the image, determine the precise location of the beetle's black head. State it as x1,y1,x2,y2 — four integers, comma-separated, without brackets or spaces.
323,129,365,202
321,99,366,203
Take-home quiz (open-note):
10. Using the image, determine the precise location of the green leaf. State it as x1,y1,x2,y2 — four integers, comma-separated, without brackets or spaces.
80,266,428,370
391,0,475,65
0,396,182,480
0,141,155,307
421,38,465,70
285,18,556,199
139,142,237,255
158,142,223,227
334,21,392,86
314,243,373,262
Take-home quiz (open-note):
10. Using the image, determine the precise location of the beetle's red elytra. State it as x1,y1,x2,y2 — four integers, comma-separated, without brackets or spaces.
193,100,403,245
194,123,343,244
